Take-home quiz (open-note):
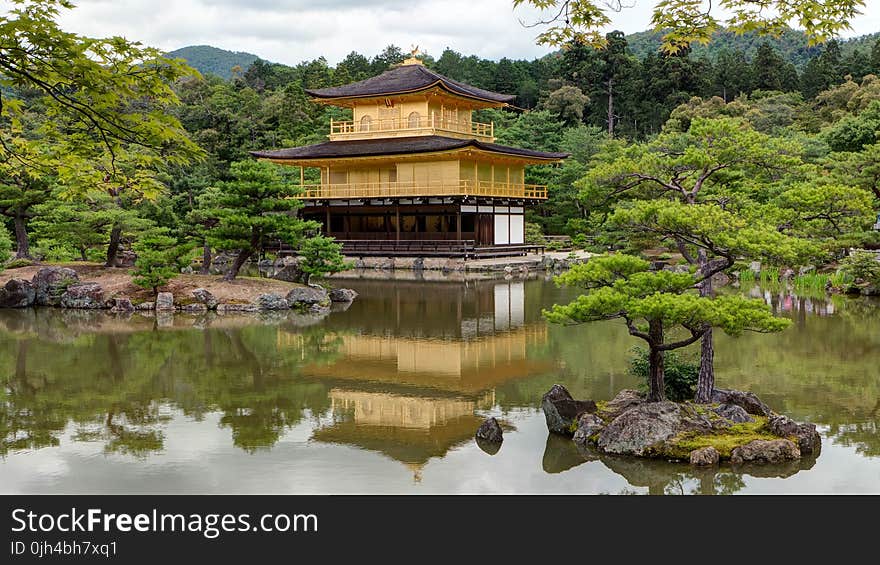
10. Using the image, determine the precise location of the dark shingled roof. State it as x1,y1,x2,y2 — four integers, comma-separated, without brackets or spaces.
251,136,569,161
305,64,516,104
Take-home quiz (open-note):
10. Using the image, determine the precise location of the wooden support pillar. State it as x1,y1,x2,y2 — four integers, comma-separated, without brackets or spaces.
325,207,330,236
456,208,462,242
395,204,400,242
300,166,304,187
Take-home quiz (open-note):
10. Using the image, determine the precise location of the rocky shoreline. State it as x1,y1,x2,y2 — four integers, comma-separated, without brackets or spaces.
536,385,820,467
0,266,358,314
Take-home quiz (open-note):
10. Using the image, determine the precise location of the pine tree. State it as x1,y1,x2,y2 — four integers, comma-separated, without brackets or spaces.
131,229,191,296
207,160,317,281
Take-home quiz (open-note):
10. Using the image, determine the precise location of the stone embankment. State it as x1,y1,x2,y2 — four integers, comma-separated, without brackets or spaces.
0,266,358,314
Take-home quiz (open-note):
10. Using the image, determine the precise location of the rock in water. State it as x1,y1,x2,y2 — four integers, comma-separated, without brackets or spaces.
32,267,79,306
475,417,503,443
710,389,773,417
601,389,645,420
0,279,35,308
767,415,821,455
191,288,218,310
60,282,106,309
257,293,289,310
541,384,597,435
711,403,755,424
690,446,720,466
286,286,329,308
572,413,605,444
329,288,358,303
597,402,712,456
155,292,174,312
730,439,800,464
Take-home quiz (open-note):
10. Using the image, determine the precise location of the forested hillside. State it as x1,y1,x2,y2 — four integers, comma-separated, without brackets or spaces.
166,45,260,79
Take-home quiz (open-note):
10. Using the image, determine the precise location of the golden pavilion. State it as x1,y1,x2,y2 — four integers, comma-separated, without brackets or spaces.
251,51,567,256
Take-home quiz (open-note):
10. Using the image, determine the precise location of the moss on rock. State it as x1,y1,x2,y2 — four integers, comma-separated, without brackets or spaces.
656,417,784,460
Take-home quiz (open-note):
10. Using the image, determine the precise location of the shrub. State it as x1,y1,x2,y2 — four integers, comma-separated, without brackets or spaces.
0,226,11,271
298,236,350,284
840,251,880,285
525,222,546,245
5,258,33,269
131,230,191,295
629,347,699,402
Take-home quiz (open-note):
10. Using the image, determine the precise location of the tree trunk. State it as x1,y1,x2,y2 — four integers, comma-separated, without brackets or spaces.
13,214,30,259
607,77,615,136
224,248,252,281
105,224,122,267
647,320,665,402
695,248,715,403
200,241,212,275
79,247,88,261
223,230,260,281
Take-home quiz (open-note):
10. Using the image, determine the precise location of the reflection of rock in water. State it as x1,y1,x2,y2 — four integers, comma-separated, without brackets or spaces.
596,451,816,494
542,433,592,474
476,437,502,455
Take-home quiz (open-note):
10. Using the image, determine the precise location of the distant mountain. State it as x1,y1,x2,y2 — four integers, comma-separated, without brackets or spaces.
166,45,260,79
625,28,879,68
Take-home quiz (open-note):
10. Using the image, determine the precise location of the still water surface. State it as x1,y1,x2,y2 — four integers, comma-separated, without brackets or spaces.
0,277,878,494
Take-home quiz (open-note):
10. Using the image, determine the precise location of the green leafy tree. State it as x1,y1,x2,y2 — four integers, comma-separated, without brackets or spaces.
514,1,864,51
0,0,202,170
543,84,590,126
544,254,789,401
297,236,350,285
208,160,316,281
131,229,191,295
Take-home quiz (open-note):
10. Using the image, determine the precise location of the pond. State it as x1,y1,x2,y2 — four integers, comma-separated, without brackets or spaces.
0,277,878,494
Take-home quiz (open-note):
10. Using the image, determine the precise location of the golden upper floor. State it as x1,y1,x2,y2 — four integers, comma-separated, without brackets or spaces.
306,57,512,142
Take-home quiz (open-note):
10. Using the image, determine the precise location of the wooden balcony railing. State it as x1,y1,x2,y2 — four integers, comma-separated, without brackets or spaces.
294,180,547,200
329,116,494,140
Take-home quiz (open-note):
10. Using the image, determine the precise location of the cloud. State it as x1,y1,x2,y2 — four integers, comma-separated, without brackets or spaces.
8,0,878,68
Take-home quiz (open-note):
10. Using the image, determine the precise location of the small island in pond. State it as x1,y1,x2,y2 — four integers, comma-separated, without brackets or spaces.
541,384,821,467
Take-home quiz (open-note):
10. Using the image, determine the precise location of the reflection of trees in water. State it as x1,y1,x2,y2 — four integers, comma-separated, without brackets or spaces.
0,318,344,457
542,433,818,495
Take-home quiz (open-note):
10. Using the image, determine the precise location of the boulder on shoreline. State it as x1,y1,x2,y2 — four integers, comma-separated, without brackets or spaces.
60,282,106,309
191,288,218,310
709,389,773,417
32,267,79,306
730,439,801,465
329,288,358,303
597,401,713,457
0,279,35,308
541,384,598,435
690,446,720,466
257,293,289,310
155,292,174,312
286,286,330,310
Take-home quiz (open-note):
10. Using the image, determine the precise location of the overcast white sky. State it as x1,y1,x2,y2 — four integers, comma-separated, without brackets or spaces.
8,0,880,65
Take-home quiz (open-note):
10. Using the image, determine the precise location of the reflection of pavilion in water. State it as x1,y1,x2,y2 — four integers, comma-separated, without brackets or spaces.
746,286,836,318
278,280,552,477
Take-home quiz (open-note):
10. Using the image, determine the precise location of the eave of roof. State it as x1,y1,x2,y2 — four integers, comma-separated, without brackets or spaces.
304,64,515,105
250,136,569,163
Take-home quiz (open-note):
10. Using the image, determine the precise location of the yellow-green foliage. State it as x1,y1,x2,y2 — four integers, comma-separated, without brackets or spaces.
659,416,781,460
